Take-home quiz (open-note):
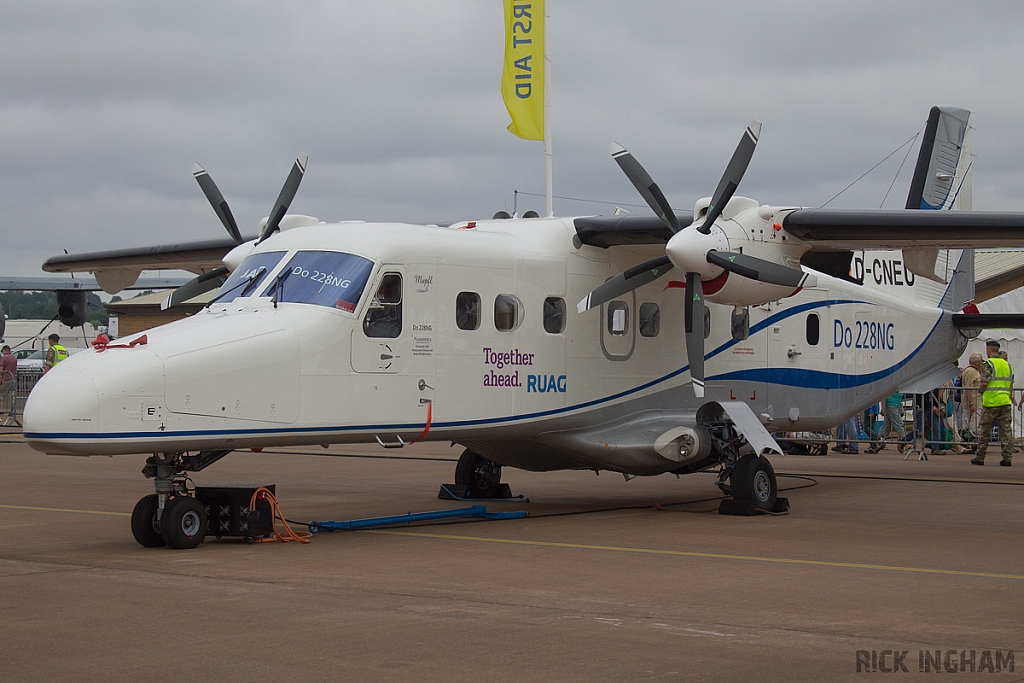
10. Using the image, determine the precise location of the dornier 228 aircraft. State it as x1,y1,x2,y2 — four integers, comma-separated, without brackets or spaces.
23,106,1024,549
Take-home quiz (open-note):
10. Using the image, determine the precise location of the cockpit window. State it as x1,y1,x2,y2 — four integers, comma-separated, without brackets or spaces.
263,250,374,312
216,251,285,302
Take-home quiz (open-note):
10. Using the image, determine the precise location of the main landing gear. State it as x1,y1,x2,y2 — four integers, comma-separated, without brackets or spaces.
130,450,231,549
439,449,513,500
699,418,785,515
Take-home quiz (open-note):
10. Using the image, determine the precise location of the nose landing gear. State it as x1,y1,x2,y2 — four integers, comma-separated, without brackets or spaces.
130,450,231,549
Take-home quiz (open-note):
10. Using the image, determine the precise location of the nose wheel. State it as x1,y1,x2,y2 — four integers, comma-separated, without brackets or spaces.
130,494,165,547
160,495,208,549
131,450,230,548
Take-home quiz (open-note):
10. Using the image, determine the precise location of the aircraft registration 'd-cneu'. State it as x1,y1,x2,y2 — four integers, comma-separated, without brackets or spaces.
22,106,1024,548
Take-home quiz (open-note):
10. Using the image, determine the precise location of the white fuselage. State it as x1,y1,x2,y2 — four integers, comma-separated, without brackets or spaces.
23,215,963,473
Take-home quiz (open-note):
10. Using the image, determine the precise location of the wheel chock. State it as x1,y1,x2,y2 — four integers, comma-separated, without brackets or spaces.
718,496,790,516
437,483,520,501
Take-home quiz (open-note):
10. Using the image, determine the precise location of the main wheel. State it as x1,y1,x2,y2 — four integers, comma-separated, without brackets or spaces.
160,495,208,550
730,453,778,511
130,494,165,547
454,449,502,498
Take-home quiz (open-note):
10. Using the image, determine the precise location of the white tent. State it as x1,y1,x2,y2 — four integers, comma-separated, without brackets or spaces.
960,289,1024,367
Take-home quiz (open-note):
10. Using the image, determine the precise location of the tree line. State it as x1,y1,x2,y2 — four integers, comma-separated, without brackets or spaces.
0,291,110,327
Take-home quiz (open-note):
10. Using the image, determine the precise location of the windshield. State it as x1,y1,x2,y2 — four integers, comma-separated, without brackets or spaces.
264,251,374,312
216,251,285,302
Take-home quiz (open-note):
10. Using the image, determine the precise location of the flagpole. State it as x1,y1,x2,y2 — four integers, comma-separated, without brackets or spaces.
544,5,553,217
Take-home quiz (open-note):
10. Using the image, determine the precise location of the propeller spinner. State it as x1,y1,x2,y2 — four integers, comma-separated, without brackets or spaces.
578,121,812,397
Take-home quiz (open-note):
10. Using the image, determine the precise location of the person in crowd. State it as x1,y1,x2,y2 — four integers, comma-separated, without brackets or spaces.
961,353,983,454
0,345,16,418
867,391,907,453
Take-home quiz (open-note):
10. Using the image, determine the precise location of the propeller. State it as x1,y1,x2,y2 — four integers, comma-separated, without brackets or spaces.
190,163,243,244
160,267,229,311
579,120,812,397
257,153,308,244
162,154,309,309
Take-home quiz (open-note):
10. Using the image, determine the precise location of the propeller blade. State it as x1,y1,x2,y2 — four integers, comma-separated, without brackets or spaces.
190,163,243,244
698,120,761,234
706,250,814,289
609,143,681,233
684,271,705,398
257,153,309,244
577,256,673,313
160,267,229,311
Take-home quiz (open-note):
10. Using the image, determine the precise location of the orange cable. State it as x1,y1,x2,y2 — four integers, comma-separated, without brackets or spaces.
248,487,312,543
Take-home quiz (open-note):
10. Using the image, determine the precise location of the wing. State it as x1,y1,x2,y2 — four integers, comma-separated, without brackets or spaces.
782,209,1024,250
0,276,191,292
40,236,249,275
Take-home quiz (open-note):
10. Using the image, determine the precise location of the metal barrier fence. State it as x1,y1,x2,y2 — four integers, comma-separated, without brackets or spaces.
2,368,43,426
779,386,1024,455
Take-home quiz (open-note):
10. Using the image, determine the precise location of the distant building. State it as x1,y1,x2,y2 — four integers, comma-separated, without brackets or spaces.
104,289,216,337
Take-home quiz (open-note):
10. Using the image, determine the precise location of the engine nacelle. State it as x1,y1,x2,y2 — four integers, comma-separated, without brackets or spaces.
56,290,89,328
653,425,713,463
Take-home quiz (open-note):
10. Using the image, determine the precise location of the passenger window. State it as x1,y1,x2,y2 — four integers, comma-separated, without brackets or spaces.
543,297,566,334
363,273,402,338
639,303,660,337
704,306,711,340
607,300,629,336
456,292,481,330
494,295,522,332
806,313,820,346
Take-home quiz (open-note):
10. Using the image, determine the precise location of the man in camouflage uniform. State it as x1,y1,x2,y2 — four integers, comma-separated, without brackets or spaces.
972,340,1014,466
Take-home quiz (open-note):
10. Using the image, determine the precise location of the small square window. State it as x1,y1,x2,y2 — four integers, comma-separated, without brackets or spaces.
543,297,566,334
607,300,629,336
456,292,480,330
494,295,521,332
639,302,660,337
806,313,820,346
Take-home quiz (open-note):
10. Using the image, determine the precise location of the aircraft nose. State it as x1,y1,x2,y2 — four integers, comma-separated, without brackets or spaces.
23,364,101,454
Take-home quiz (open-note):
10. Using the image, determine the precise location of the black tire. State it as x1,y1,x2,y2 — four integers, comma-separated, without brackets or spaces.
730,453,778,510
160,495,208,550
454,449,502,498
131,494,165,548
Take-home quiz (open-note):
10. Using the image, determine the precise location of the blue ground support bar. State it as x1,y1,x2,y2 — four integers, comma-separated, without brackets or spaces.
307,505,529,533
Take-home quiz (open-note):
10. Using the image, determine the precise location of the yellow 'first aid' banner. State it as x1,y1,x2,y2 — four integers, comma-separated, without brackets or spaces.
501,0,544,141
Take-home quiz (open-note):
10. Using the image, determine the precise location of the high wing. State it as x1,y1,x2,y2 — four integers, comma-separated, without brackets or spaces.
40,237,245,276
0,276,192,292
780,209,1024,250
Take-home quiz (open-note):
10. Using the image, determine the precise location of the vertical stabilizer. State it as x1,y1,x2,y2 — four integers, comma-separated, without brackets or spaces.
906,106,972,211
903,106,974,310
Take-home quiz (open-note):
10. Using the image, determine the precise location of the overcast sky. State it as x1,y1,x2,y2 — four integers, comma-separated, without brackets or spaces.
3,1,1024,277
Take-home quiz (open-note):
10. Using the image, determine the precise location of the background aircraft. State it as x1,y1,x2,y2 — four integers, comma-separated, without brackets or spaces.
21,106,1024,549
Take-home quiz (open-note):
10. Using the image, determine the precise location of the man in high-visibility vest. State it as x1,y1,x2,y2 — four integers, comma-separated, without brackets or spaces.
43,334,69,375
972,340,1014,466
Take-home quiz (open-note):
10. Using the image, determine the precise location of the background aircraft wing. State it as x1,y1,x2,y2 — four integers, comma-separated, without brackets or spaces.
0,276,191,292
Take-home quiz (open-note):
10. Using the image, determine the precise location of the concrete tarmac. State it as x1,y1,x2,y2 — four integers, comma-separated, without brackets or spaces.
1,434,1021,682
